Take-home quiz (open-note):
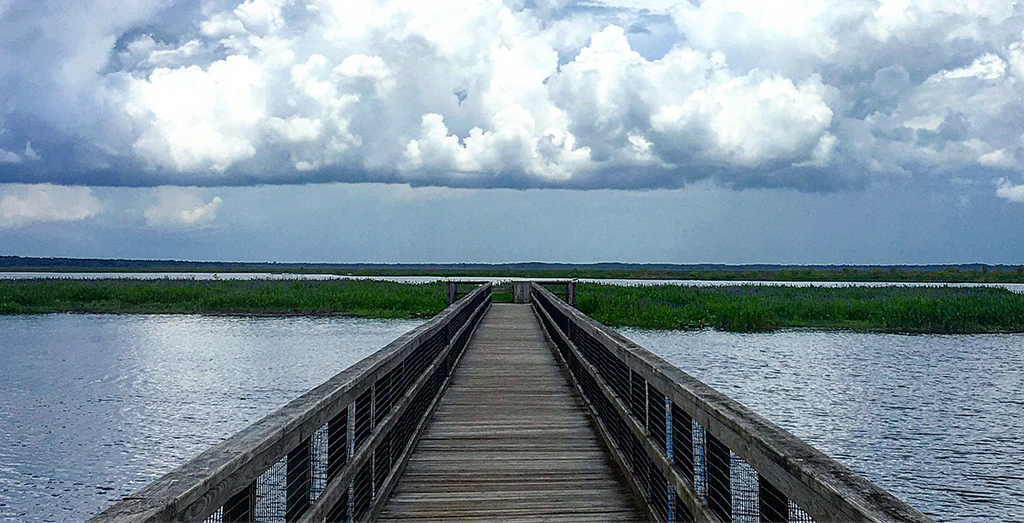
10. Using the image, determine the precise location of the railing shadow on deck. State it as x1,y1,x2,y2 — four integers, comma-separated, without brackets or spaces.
91,283,492,523
530,283,932,523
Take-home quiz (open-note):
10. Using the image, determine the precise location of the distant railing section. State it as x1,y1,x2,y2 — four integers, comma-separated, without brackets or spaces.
446,280,576,306
92,284,491,523
445,280,491,304
524,280,576,306
531,283,930,523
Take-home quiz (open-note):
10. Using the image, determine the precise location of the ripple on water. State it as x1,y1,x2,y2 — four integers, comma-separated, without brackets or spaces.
619,328,1024,523
0,314,421,521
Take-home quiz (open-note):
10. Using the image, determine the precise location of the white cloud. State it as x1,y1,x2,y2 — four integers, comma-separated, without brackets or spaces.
670,0,846,75
334,55,396,96
996,177,1024,202
0,184,101,226
0,143,40,164
0,149,19,164
144,187,223,226
933,54,1007,81
979,149,1015,168
868,0,1017,42
124,55,266,172
0,0,1023,191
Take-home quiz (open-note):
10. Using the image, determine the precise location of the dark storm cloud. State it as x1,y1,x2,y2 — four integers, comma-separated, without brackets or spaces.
0,0,1021,194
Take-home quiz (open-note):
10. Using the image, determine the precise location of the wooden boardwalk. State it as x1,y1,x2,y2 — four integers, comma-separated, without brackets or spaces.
378,304,644,521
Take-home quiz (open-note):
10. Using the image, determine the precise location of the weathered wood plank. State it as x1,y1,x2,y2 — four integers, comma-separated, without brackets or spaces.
377,304,644,521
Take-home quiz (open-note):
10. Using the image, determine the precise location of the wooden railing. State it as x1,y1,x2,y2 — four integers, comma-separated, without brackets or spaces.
445,280,490,304
530,283,931,523
447,280,576,306
92,283,491,523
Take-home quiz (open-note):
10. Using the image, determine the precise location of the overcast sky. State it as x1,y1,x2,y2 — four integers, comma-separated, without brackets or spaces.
1,0,1023,264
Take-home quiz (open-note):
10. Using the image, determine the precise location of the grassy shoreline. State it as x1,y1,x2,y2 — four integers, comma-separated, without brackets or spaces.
576,283,1024,333
0,279,447,319
4,279,1024,333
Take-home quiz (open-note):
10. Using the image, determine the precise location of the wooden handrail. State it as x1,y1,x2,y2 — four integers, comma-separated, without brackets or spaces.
92,284,491,523
530,283,931,523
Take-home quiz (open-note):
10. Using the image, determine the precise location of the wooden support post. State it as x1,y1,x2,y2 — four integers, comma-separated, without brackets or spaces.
513,282,531,303
706,433,732,522
566,281,576,307
286,437,312,521
222,481,255,522
446,282,458,305
759,475,789,523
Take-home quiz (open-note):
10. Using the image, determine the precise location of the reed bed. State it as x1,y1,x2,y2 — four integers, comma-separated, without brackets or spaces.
576,283,1024,333
0,279,446,318
5,279,1024,333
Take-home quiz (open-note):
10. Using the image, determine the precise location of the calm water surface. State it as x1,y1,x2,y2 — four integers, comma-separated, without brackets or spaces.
622,328,1024,522
3,313,1022,521
0,314,420,522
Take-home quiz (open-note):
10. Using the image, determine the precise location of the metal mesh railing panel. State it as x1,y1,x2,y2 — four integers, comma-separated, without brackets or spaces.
730,451,759,522
310,425,330,502
533,288,835,523
789,500,816,523
692,420,708,502
250,458,287,522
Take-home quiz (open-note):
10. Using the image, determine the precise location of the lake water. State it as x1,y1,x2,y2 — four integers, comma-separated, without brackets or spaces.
2,314,1021,521
622,328,1024,522
2,271,1024,293
0,314,421,522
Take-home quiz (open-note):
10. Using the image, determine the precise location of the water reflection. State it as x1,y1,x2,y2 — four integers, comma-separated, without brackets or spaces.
621,328,1024,522
0,314,420,522
3,314,1021,521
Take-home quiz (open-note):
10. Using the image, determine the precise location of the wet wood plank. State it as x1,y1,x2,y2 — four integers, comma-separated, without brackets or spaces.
378,304,644,521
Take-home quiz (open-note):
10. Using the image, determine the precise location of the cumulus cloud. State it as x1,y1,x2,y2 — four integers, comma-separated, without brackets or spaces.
144,187,223,226
996,177,1024,203
0,184,101,226
0,0,1022,192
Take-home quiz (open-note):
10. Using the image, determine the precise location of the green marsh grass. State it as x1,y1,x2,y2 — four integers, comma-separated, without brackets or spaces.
0,279,447,318
576,283,1024,333
6,279,1024,333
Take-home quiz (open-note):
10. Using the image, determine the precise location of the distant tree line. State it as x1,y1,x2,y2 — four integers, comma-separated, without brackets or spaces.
2,256,1023,283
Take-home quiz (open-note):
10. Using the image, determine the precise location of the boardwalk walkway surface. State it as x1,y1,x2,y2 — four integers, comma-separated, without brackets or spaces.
378,303,644,521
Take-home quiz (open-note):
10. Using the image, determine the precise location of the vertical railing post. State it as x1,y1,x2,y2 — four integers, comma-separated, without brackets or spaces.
222,481,256,522
706,433,732,522
446,281,457,305
566,281,576,307
286,437,312,520
513,282,530,303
